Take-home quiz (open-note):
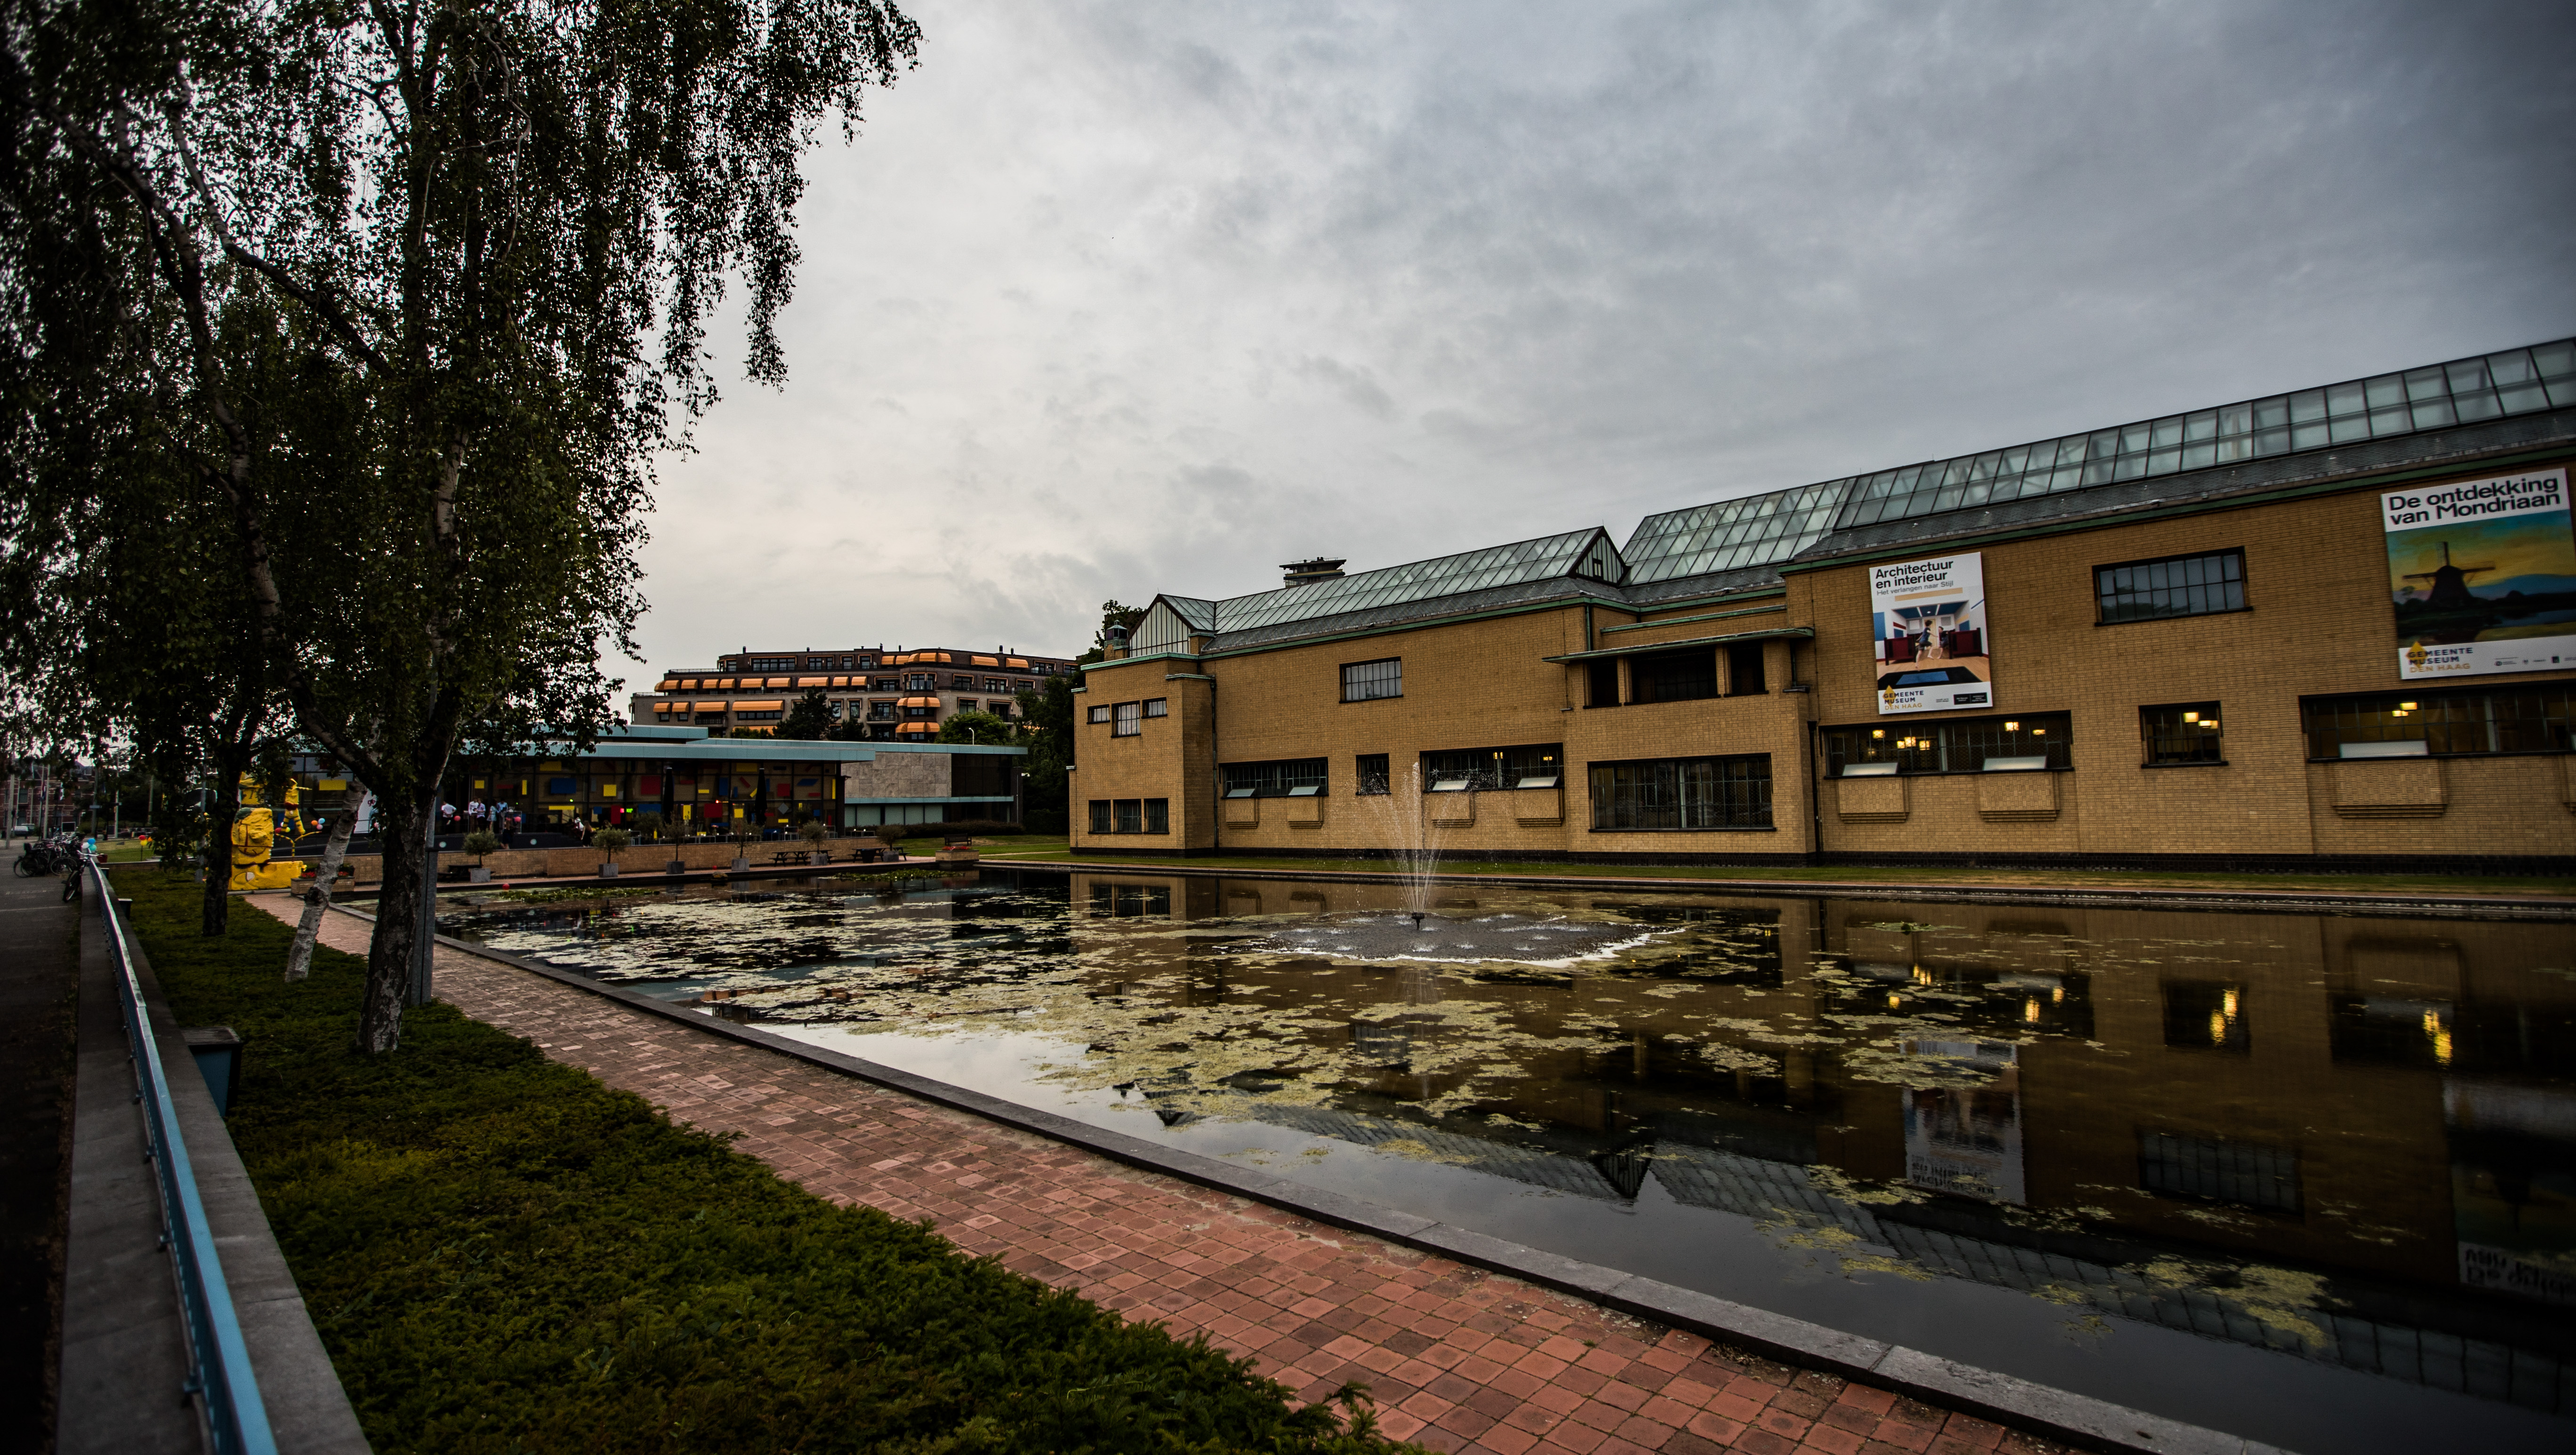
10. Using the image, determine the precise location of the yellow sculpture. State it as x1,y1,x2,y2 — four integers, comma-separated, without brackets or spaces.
230,777,306,891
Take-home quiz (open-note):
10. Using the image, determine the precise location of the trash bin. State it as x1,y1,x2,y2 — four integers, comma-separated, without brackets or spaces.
182,1026,243,1117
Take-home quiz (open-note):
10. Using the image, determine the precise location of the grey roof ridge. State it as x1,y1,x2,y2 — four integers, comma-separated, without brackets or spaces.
1203,571,1634,653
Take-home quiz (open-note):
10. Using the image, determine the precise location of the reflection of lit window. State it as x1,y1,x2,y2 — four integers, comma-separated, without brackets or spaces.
2162,981,2247,1053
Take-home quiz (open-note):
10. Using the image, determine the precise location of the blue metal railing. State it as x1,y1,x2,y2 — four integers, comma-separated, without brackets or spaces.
92,863,279,1455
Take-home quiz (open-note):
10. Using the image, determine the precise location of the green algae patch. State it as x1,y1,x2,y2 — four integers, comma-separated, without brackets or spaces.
113,870,1414,1455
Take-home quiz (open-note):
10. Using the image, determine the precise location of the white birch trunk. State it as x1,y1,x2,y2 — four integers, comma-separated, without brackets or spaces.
285,789,369,981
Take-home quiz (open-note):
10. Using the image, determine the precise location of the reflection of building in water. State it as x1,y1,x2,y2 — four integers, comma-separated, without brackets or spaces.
1051,873,2576,1412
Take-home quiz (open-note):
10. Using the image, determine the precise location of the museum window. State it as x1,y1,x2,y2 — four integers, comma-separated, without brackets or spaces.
1088,800,1110,834
1586,659,1619,707
867,700,896,721
2137,1132,2300,1214
2162,980,2248,1054
1342,657,1403,702
1087,705,1111,723
1220,758,1329,798
1727,642,1768,695
2095,548,2246,623
1144,698,1168,717
2301,685,2576,758
1355,754,1391,795
2141,702,2224,765
1632,648,1717,704
1112,701,1142,736
1589,755,1772,830
1421,743,1562,791
1823,713,2074,775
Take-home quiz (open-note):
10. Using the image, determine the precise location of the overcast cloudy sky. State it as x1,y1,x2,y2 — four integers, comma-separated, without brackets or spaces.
615,0,2576,683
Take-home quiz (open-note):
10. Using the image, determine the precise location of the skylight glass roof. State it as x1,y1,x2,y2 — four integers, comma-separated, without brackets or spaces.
1622,480,1855,585
1212,528,1621,634
1620,338,2575,585
1829,338,2576,531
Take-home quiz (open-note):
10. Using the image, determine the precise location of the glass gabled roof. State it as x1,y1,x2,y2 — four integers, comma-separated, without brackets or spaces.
1621,337,2576,582
1212,528,1622,635
1622,480,1855,585
1829,338,2576,531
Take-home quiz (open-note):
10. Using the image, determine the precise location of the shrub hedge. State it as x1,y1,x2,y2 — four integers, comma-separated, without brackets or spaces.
116,870,1408,1454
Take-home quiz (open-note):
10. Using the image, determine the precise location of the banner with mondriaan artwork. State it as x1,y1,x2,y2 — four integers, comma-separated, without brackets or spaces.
1871,552,1993,715
2384,468,2576,680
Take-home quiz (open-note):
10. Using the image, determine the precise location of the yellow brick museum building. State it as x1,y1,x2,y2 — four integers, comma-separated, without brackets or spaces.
1071,339,2576,871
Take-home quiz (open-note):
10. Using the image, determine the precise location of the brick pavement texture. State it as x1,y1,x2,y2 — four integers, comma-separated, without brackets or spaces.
250,897,2063,1455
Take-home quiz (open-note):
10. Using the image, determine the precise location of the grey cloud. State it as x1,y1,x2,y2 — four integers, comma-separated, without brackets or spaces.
607,0,2576,690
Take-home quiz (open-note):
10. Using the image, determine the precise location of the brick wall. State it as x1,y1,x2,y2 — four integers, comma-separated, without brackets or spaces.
1071,451,2575,865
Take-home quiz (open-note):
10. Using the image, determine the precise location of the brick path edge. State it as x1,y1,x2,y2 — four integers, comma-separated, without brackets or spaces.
262,896,2272,1455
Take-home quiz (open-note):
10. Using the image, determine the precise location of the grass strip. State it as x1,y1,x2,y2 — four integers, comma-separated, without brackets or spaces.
114,869,1411,1454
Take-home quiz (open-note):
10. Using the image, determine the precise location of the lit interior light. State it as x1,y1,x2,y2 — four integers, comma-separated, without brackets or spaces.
2052,986,2065,1003
2031,728,2046,736
2202,719,2219,731
2209,1010,2229,1044
2400,701,2418,711
2182,712,2198,723
2222,988,2239,1017
2423,1009,2454,1065
2004,720,2020,731
1872,729,1886,739
2024,998,2042,1023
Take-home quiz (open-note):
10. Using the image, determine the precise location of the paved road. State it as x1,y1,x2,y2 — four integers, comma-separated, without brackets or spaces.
254,895,2048,1455
0,861,80,1454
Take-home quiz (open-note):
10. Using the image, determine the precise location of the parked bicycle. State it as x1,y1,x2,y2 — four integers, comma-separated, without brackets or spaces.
14,839,67,877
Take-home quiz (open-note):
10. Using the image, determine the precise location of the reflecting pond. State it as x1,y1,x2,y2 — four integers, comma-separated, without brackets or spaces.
437,868,2576,1454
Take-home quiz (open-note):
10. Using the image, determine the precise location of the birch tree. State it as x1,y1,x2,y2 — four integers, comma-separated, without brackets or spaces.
3,0,918,1049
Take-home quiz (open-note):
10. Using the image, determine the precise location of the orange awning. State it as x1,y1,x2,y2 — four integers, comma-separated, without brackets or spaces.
1004,658,1028,668
894,722,935,734
735,699,784,711
765,676,790,687
656,679,680,690
694,700,730,711
796,676,828,687
971,655,999,666
898,696,942,708
829,676,851,687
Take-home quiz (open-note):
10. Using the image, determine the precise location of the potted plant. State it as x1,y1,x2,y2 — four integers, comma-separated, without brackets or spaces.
799,819,831,865
461,829,501,883
872,824,906,863
729,828,752,875
593,826,631,877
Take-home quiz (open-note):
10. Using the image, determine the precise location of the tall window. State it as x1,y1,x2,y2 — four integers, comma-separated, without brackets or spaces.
1088,800,1111,834
1421,744,1562,790
1221,759,1329,797
1727,643,1768,695
1587,659,1619,707
1632,648,1716,704
1823,713,2074,775
2302,685,2575,758
1342,658,1402,702
1143,698,1168,718
2141,702,2224,764
2096,549,2247,623
1112,701,1142,736
1590,756,1772,830
1355,754,1391,795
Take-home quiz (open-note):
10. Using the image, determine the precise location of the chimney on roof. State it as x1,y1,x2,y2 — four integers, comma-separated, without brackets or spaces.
1281,557,1346,587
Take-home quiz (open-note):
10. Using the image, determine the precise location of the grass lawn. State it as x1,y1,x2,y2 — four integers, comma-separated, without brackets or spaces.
114,868,1410,1454
974,836,2573,898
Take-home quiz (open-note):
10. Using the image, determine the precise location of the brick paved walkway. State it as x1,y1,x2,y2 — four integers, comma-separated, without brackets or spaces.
251,896,2054,1455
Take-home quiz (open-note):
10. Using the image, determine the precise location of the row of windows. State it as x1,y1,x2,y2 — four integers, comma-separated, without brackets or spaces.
1821,687,2574,775
1088,798,1171,834
675,672,1039,693
1087,698,1170,735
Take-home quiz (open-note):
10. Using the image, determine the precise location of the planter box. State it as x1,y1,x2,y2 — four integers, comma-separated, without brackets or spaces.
468,866,491,883
598,862,620,878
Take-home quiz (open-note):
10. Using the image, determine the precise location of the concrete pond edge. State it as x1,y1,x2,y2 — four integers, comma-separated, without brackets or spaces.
339,903,2300,1455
